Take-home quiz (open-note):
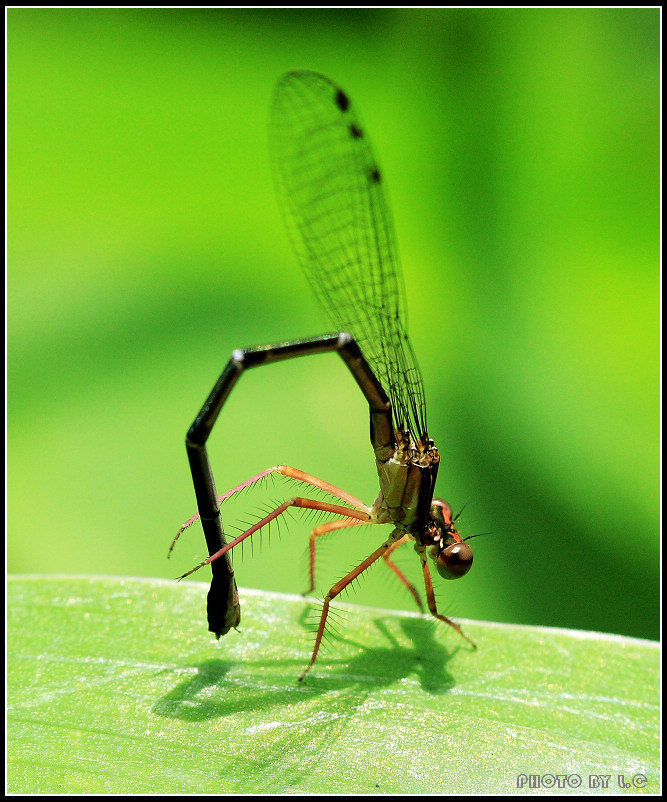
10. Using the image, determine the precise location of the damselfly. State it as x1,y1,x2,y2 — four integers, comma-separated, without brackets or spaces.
173,71,476,680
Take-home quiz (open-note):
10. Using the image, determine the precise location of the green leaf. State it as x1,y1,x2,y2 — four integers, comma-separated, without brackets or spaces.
8,576,659,794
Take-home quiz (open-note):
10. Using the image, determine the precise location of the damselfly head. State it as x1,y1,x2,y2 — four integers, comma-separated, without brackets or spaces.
427,498,474,580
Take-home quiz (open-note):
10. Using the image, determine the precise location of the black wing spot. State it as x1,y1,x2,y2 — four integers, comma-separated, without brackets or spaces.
349,124,363,139
369,167,381,183
335,89,350,112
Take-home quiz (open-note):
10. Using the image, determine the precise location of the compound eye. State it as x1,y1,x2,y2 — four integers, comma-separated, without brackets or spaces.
437,542,473,580
431,498,453,523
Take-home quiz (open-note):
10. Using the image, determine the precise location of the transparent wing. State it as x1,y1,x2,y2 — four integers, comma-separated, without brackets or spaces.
270,70,428,439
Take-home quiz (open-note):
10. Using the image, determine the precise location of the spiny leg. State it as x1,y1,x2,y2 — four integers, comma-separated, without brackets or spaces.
382,534,424,612
171,464,369,555
179,496,371,580
419,549,476,649
299,530,403,682
305,516,371,595
306,525,423,612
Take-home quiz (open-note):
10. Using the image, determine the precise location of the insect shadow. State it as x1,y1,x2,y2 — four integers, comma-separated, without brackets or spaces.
297,606,460,694
153,611,458,722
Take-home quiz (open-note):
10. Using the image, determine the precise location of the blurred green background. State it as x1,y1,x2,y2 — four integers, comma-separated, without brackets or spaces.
8,8,659,641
